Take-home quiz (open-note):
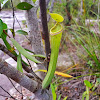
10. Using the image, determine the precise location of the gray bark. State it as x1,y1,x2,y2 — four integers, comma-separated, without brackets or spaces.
0,58,39,93
0,58,52,100
0,59,52,100
22,0,44,55
0,43,42,83
21,0,46,79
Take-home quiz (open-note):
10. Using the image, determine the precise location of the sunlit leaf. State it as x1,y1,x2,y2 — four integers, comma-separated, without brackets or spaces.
0,19,3,36
63,96,68,100
35,69,73,78
32,0,36,3
10,38,41,63
84,80,92,88
16,2,33,10
49,13,64,22
17,53,23,72
16,30,28,35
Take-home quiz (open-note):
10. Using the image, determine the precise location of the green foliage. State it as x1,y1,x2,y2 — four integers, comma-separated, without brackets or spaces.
0,19,17,55
84,0,98,18
84,80,92,88
68,20,100,69
0,19,3,36
32,0,36,3
16,30,28,35
51,83,57,100
0,0,4,3
16,2,33,10
32,54,46,58
10,38,41,63
83,79,100,100
17,53,23,73
82,80,91,100
63,96,68,100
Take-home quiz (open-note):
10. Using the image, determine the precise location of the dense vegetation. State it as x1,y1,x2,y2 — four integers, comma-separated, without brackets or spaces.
0,0,100,100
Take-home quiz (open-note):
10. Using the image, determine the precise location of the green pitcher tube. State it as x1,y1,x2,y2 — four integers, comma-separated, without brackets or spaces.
42,22,63,89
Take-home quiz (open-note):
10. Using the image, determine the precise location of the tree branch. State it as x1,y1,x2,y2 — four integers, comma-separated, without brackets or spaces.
0,43,42,83
0,86,17,100
39,0,51,69
0,58,39,93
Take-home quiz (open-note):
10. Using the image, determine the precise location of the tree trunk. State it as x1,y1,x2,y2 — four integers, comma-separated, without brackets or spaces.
22,0,44,55
0,58,52,100
21,0,46,79
0,58,39,93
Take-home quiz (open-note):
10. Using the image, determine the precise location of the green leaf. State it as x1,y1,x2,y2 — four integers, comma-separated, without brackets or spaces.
1,23,8,39
17,53,23,72
0,0,4,3
25,48,35,54
49,13,64,22
3,23,7,39
32,0,36,3
25,49,46,58
1,34,11,49
16,2,33,10
10,38,41,63
3,23,7,30
1,34,17,56
16,30,28,35
1,31,7,39
50,83,56,100
32,54,46,58
63,96,68,100
0,19,3,36
84,80,92,88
